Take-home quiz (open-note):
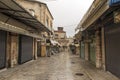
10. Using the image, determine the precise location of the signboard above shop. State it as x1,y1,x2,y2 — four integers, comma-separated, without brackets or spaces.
109,0,120,6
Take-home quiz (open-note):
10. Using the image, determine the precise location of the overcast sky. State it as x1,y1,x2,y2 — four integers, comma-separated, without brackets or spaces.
43,0,94,37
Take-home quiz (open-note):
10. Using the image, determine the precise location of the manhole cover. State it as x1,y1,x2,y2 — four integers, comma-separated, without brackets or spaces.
71,62,75,64
75,73,84,76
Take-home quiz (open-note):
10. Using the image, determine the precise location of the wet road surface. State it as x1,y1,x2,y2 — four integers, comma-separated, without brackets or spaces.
0,51,91,80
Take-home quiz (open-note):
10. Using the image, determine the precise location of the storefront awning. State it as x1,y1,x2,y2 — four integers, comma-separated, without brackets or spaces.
0,0,51,33
0,21,41,38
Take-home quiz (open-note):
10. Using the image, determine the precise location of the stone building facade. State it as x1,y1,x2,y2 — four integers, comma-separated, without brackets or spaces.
16,0,53,30
0,0,53,69
75,0,120,78
15,0,54,57
54,27,69,49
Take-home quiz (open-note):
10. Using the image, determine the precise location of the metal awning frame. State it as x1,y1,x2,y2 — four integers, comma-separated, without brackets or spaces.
0,21,41,38
0,0,51,33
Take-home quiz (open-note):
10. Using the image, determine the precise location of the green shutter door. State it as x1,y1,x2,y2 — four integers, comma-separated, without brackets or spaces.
89,41,96,64
80,42,85,59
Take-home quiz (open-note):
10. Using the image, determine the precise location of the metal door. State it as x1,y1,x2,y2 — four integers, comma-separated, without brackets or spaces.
19,35,33,64
80,41,85,59
89,41,96,64
105,23,120,78
0,30,6,69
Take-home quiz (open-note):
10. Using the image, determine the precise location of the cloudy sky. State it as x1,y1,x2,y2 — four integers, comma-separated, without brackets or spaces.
44,0,94,37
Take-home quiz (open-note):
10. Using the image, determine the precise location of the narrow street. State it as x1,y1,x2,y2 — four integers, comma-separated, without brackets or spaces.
0,51,90,80
0,0,120,79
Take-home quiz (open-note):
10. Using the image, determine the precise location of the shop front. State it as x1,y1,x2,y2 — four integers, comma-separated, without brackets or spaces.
105,22,120,78
18,35,33,64
89,38,96,64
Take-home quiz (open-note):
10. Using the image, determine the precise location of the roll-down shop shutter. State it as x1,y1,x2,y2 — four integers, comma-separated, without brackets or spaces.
89,40,96,64
19,35,33,64
0,30,6,69
80,41,85,59
105,23,120,78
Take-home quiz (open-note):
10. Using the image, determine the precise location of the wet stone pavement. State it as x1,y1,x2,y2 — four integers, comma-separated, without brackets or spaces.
0,51,91,80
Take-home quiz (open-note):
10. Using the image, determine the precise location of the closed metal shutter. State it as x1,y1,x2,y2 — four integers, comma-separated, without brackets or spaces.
89,41,96,64
105,23,120,78
0,30,6,69
80,41,85,59
19,35,33,64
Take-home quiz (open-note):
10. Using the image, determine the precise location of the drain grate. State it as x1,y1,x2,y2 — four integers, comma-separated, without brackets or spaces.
75,73,84,76
71,62,75,64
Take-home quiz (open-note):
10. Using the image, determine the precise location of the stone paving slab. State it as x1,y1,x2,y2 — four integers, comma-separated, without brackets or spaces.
0,52,119,80
70,54,120,80
0,52,90,80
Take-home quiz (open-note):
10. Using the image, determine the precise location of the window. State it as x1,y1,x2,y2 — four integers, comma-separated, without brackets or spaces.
46,16,49,27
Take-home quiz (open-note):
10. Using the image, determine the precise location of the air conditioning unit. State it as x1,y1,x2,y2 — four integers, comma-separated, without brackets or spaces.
28,9,35,16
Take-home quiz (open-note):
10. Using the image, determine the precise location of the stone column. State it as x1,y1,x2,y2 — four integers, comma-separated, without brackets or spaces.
6,32,11,68
85,34,89,61
33,38,38,60
101,27,106,70
84,43,89,60
7,33,19,67
95,30,102,68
